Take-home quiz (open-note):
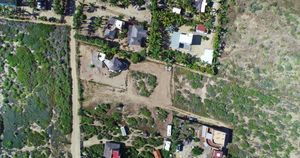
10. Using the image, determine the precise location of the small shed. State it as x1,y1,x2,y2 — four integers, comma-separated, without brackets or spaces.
196,24,207,34
164,140,171,151
120,126,127,136
167,124,172,137
172,7,182,14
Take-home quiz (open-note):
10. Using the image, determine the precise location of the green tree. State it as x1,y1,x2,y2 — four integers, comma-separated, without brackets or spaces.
192,146,204,156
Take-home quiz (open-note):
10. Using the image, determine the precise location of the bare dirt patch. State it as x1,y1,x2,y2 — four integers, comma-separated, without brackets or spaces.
79,43,128,89
82,61,172,108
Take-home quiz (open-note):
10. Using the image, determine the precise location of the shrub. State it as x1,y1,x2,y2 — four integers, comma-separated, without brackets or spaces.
192,146,204,156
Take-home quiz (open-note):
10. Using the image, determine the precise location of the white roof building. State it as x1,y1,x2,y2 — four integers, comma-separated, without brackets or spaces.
98,52,106,62
179,33,193,45
201,0,207,13
167,125,172,137
200,49,214,64
172,7,182,14
115,19,124,30
120,126,127,136
164,140,171,151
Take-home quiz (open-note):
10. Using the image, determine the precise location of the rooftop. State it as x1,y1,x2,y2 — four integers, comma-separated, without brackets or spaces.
200,49,213,64
103,142,122,158
128,25,147,46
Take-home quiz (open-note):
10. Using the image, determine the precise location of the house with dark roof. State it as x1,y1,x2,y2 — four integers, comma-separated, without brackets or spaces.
104,17,124,39
193,0,207,13
103,142,122,158
103,57,128,72
0,0,17,6
128,25,147,47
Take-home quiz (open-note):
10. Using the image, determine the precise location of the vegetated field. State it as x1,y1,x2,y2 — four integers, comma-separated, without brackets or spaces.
80,102,207,158
221,0,300,99
215,0,300,157
173,66,300,157
172,67,211,116
0,20,72,157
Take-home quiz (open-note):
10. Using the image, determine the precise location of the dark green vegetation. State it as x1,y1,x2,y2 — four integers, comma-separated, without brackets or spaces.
131,71,157,97
0,20,71,156
73,3,87,30
53,0,66,15
82,144,104,158
192,146,204,156
80,104,169,157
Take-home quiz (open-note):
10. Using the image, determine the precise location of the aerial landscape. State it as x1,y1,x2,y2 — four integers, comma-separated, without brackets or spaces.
0,0,299,158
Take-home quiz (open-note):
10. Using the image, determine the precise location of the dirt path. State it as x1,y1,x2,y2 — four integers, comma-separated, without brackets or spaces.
68,19,81,158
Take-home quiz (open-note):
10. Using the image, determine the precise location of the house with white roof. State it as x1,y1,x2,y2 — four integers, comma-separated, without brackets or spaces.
170,32,194,51
164,140,171,151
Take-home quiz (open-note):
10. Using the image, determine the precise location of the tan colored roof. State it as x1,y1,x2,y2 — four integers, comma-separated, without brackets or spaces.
213,130,226,146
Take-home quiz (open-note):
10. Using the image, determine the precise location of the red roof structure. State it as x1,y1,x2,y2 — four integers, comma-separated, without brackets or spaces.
212,150,223,158
196,24,206,33
112,150,120,158
153,149,162,158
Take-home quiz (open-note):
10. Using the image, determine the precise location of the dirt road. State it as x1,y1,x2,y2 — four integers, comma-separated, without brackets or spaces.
67,18,81,158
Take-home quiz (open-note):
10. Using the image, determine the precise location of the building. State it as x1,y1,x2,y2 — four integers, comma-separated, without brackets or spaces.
164,140,171,151
201,125,227,149
103,142,122,158
212,150,223,158
196,24,207,34
128,25,147,47
104,17,124,39
0,0,17,6
120,126,127,136
172,7,181,14
103,57,128,72
170,32,194,50
193,0,207,13
167,124,172,137
200,49,213,64
153,149,162,158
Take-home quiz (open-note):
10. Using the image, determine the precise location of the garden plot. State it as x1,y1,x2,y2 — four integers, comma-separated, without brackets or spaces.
131,71,157,97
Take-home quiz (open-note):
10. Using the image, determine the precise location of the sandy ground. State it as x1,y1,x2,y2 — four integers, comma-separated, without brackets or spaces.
82,61,172,107
79,44,128,89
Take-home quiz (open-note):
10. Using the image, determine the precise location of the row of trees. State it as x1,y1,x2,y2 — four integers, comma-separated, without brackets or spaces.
74,34,145,63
